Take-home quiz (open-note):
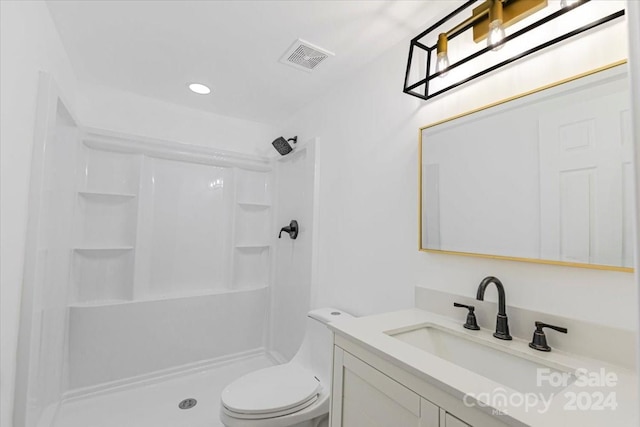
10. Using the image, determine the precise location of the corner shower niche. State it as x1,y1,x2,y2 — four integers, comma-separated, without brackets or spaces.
72,147,140,304
71,135,274,306
233,169,272,289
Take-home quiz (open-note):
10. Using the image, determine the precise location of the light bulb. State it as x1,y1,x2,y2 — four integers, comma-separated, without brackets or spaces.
487,19,505,51
436,52,449,77
560,0,579,8
435,33,449,78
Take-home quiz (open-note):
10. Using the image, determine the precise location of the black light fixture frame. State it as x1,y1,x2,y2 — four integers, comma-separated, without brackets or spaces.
403,0,625,101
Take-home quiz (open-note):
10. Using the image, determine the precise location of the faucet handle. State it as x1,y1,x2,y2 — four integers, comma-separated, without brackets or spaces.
529,321,568,352
535,321,568,334
453,302,480,330
278,220,299,239
453,302,474,310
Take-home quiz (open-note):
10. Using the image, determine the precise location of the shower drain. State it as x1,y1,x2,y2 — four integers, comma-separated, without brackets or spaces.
178,398,197,410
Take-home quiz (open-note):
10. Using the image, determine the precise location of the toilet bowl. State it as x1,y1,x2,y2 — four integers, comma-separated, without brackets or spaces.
220,308,353,427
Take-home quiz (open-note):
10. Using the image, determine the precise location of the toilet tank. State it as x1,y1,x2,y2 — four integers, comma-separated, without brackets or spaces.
290,308,354,388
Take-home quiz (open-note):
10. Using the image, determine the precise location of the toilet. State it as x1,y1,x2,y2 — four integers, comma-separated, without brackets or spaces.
220,308,353,427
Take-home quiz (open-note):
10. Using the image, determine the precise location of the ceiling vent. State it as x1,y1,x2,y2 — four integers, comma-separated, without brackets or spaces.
279,39,334,72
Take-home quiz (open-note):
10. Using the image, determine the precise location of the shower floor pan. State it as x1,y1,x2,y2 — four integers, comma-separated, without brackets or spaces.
52,353,275,427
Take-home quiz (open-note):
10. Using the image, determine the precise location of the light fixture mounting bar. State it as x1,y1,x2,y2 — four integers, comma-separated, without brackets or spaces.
446,8,488,38
472,0,547,42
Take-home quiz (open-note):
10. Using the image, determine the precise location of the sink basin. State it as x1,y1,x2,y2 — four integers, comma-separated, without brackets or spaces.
386,325,575,395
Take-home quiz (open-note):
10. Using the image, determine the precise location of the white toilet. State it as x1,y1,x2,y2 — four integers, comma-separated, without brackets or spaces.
220,308,353,427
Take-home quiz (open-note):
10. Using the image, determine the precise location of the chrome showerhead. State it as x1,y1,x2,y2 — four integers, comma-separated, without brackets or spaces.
272,136,297,155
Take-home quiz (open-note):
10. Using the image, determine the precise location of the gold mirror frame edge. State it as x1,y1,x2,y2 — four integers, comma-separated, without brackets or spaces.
417,59,633,273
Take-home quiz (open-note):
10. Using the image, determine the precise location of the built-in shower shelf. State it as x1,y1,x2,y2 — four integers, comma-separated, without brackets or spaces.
73,247,134,252
233,245,269,289
78,191,137,198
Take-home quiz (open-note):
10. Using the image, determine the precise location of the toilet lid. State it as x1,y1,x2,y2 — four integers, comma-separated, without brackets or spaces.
221,364,321,416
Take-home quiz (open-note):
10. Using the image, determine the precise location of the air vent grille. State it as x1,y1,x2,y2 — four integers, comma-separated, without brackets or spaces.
280,39,334,72
287,45,327,70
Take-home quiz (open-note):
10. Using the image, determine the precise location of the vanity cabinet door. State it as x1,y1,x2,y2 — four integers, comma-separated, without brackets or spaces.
332,347,422,427
444,412,471,427
420,398,440,427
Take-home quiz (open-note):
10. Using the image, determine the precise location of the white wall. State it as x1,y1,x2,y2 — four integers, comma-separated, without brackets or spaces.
279,3,638,329
77,83,278,157
0,2,79,426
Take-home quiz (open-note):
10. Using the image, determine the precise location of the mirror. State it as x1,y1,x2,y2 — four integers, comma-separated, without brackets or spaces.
419,63,633,271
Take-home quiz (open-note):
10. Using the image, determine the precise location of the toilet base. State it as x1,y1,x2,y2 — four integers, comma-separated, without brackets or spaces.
281,414,327,427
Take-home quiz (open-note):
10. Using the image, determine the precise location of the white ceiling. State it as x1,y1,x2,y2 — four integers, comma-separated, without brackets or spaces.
46,1,453,124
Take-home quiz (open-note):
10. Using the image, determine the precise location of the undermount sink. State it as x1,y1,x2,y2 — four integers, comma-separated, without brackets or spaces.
386,324,576,395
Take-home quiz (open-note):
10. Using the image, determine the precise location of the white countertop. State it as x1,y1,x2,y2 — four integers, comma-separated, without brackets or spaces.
329,308,638,427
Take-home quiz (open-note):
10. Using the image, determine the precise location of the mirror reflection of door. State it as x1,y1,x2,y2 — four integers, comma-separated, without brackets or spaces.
539,91,633,267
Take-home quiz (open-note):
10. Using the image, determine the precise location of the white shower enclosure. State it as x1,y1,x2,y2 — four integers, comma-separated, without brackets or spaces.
15,75,316,427
67,133,272,390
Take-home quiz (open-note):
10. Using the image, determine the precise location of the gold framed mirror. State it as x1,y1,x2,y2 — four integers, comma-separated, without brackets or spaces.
419,61,633,272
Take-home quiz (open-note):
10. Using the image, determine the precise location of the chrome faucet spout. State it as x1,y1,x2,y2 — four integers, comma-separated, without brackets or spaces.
476,276,512,340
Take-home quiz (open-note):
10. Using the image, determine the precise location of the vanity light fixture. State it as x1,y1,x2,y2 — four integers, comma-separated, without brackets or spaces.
188,83,211,95
403,0,625,99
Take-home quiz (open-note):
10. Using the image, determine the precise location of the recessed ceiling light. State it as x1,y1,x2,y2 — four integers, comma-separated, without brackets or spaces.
188,83,211,95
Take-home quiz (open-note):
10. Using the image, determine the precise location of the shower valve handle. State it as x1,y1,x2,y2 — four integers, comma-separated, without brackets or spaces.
278,220,299,239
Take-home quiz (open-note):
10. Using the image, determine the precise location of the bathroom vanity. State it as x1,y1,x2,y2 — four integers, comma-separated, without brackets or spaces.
330,328,502,427
328,289,638,427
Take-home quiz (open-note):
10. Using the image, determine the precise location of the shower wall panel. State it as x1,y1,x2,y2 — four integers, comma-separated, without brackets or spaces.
139,158,232,297
269,141,317,361
68,287,268,389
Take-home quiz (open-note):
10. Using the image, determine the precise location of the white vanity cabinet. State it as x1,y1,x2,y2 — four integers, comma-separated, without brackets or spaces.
330,337,508,427
332,348,433,427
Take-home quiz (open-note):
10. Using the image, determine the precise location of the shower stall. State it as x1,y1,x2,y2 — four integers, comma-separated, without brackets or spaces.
15,75,318,427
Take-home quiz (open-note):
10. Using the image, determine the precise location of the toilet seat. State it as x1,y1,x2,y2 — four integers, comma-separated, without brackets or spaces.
221,364,321,419
222,394,319,420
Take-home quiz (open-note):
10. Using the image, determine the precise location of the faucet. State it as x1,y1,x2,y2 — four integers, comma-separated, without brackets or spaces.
476,276,512,340
278,220,299,239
